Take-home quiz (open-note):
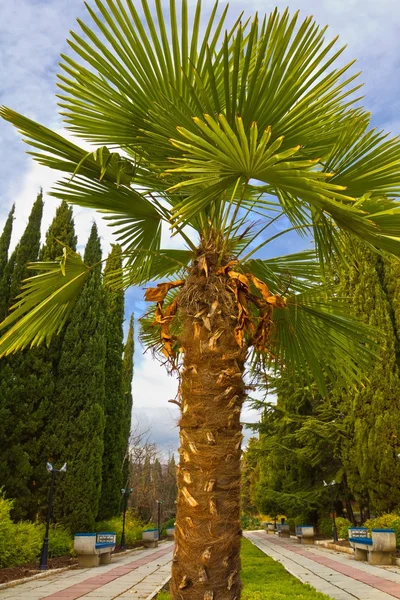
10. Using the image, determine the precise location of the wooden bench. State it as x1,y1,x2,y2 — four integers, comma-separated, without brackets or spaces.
295,525,315,545
349,528,396,565
74,532,116,567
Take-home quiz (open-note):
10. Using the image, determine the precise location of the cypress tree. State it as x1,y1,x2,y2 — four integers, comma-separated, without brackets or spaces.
336,243,400,514
98,245,126,519
39,201,77,260
0,205,15,322
122,314,134,485
29,202,78,519
9,193,43,303
52,223,106,532
0,204,14,280
0,193,46,519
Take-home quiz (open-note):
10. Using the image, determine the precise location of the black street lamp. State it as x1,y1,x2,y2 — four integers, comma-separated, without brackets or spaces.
323,480,338,543
120,488,133,551
156,500,164,541
39,462,67,570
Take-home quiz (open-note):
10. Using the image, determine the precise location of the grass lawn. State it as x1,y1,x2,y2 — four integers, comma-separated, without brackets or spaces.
158,537,331,599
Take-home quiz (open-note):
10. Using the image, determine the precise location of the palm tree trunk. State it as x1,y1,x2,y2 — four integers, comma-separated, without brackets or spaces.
171,255,247,600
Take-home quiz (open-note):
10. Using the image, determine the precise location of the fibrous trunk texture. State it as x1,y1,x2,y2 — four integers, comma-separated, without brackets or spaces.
171,253,247,600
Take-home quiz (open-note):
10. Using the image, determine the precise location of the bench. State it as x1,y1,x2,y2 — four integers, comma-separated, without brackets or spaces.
266,522,276,534
349,528,396,565
74,532,116,567
295,525,315,545
277,523,290,538
142,528,159,548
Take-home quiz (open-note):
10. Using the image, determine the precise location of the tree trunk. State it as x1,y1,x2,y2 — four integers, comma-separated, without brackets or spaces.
171,254,247,600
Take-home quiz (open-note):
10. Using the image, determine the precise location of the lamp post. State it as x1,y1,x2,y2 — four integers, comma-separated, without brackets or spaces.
156,500,164,541
120,488,132,551
323,480,338,543
39,462,67,570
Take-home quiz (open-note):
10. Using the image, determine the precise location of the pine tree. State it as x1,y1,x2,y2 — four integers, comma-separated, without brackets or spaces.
0,194,45,519
122,314,134,485
52,223,106,532
98,245,126,519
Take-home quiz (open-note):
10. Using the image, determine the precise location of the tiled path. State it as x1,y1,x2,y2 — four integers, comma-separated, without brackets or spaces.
245,530,400,600
0,542,173,600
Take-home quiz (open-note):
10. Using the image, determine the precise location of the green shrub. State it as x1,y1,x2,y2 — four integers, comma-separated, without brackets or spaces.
0,490,74,567
95,513,145,547
241,515,261,530
364,513,400,547
336,517,352,540
0,493,42,567
318,516,352,539
48,525,74,557
286,518,296,533
161,517,176,536
318,517,333,538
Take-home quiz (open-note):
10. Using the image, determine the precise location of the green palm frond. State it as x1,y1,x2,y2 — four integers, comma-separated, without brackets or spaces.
106,248,193,288
0,248,90,357
243,251,321,294
256,289,379,394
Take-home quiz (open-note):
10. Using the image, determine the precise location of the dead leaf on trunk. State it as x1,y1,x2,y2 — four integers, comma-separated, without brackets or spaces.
179,575,189,589
228,270,250,291
181,487,198,507
234,325,245,347
198,567,208,583
208,328,224,350
207,299,219,317
216,259,238,275
164,299,178,317
202,315,211,331
198,255,209,277
193,322,201,338
201,547,212,565
144,279,184,302
266,294,287,307
247,273,271,300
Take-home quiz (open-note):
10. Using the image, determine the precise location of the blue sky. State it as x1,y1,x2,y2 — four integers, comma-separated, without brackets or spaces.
0,0,399,454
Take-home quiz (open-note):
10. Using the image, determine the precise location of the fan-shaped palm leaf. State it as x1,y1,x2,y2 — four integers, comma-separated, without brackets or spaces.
0,248,90,356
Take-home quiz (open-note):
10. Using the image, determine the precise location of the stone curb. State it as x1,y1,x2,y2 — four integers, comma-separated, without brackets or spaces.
145,574,171,600
0,545,147,591
0,566,74,591
314,540,354,555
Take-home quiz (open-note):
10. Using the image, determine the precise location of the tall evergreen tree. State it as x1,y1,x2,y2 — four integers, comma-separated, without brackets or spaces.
0,205,14,279
0,194,45,519
9,193,43,303
29,202,78,519
122,314,134,485
0,205,15,322
52,223,106,532
98,245,125,519
39,201,77,260
337,246,400,514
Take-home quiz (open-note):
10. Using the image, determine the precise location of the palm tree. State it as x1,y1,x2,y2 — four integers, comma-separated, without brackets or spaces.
1,2,400,597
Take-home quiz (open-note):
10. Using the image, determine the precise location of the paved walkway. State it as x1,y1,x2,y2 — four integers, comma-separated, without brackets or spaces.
0,542,173,600
245,530,400,600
